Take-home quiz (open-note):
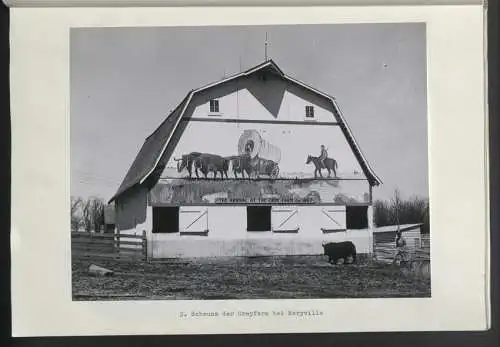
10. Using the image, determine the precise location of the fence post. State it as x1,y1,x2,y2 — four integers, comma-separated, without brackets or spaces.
372,233,376,261
116,232,120,253
414,237,419,261
87,231,93,257
142,230,148,262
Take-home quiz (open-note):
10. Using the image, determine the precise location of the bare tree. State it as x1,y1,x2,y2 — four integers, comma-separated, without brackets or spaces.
391,189,402,232
92,199,105,233
81,197,105,233
71,196,83,231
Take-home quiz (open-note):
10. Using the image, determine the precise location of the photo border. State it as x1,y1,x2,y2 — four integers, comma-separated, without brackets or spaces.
8,4,491,337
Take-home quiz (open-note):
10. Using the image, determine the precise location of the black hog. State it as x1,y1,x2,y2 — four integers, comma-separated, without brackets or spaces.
322,241,357,265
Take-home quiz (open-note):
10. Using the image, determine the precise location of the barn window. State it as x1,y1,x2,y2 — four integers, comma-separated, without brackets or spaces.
305,105,315,118
247,206,272,232
272,206,299,233
209,99,220,113
346,206,368,229
152,207,179,233
179,207,209,236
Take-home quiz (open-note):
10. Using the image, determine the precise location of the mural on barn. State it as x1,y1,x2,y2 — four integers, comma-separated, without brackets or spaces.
172,129,340,180
173,129,282,179
155,127,367,205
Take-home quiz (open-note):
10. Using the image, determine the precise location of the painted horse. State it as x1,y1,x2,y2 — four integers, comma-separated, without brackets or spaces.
306,155,338,178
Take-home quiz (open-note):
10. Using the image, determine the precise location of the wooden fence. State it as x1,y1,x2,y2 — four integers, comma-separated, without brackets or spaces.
71,231,147,262
373,232,430,263
421,234,430,248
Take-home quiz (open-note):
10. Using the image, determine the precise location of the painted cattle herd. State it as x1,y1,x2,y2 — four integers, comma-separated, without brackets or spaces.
174,151,280,179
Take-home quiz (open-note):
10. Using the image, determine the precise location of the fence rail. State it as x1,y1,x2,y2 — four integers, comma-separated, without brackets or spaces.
421,234,430,248
71,231,147,262
373,231,430,264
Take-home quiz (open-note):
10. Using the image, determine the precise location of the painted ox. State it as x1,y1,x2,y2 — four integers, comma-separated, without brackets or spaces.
192,154,229,179
225,154,279,179
321,241,357,265
174,152,203,178
225,154,252,178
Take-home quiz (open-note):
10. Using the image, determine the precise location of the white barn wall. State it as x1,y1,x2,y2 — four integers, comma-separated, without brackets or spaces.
147,205,373,258
190,74,336,123
148,231,373,258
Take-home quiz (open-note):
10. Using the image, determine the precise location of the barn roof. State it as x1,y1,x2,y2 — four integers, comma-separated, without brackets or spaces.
109,59,381,203
109,93,190,202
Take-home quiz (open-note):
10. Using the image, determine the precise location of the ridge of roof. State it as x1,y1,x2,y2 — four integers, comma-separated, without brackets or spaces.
109,59,381,203
192,59,283,93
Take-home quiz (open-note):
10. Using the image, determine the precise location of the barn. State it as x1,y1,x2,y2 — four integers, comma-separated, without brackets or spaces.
109,59,382,259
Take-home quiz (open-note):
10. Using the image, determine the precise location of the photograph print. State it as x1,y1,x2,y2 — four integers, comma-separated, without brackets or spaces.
70,23,430,301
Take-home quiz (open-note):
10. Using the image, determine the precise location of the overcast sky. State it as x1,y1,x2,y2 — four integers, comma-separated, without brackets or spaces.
71,23,428,203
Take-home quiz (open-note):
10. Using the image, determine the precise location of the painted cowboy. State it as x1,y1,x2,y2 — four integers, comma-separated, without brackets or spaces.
319,145,328,168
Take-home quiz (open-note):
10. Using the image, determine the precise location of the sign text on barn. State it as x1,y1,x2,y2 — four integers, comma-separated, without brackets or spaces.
148,178,370,206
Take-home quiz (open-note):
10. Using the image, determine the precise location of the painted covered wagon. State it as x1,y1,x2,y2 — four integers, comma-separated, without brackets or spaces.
237,129,281,178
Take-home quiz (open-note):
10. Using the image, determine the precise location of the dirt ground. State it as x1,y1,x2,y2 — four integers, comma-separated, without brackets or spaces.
72,255,431,300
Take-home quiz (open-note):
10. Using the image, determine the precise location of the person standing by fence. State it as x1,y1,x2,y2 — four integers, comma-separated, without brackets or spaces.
393,230,408,265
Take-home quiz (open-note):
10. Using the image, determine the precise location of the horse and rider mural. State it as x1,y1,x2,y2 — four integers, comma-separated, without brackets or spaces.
306,144,338,178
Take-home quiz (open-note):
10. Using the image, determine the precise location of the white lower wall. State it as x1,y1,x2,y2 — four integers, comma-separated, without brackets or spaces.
148,205,373,258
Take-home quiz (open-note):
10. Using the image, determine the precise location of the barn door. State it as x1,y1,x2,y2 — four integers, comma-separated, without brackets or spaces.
321,206,346,233
179,207,209,236
272,206,299,233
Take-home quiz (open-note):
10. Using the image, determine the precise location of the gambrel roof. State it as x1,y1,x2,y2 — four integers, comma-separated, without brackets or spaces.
109,59,381,203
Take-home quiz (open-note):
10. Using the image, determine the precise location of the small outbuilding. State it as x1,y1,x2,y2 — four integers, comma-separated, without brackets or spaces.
103,204,116,234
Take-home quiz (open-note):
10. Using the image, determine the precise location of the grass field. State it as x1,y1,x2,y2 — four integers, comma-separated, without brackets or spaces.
72,255,431,300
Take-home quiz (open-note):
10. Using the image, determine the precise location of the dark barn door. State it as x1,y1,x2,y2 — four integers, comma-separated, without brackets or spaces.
247,206,272,231
346,206,368,229
152,206,180,233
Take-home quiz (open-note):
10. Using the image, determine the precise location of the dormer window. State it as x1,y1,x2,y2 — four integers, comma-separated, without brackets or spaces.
305,105,315,118
209,99,220,113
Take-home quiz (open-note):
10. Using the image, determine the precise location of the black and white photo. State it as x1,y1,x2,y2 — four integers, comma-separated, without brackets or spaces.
9,3,490,335
70,23,431,301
